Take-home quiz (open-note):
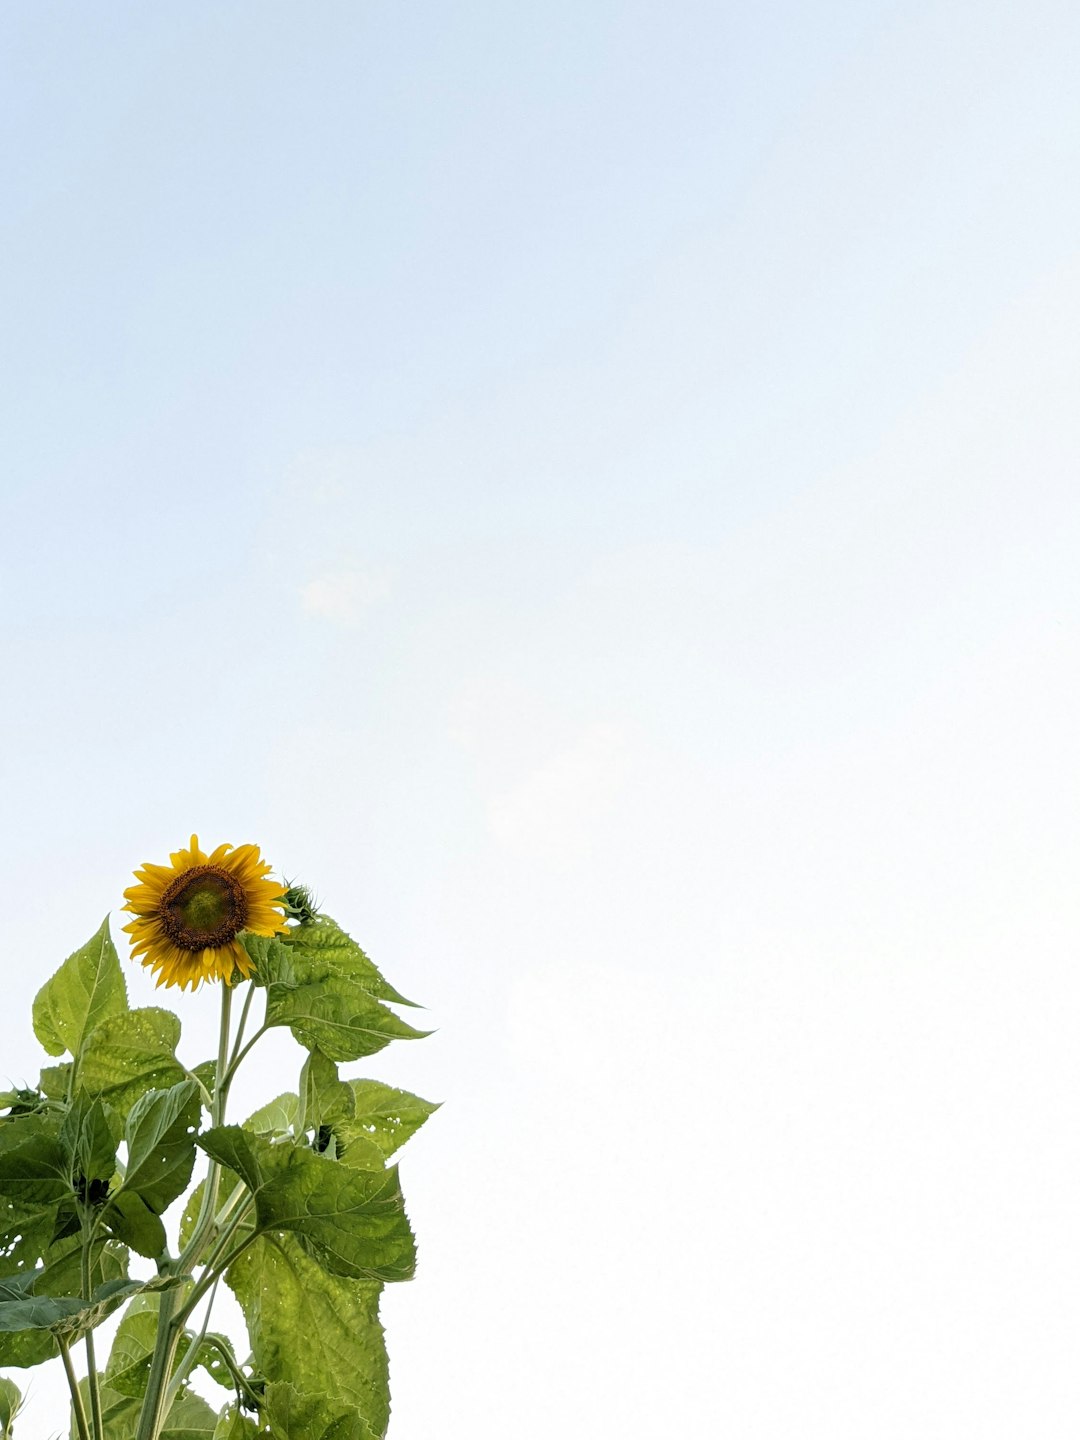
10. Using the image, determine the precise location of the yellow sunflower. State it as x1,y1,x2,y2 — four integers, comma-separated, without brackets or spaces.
123,835,288,991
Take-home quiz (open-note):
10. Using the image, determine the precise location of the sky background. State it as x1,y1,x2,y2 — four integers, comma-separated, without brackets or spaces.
4,1,1080,1435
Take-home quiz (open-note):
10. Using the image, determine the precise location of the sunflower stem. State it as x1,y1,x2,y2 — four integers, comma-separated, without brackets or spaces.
59,1336,92,1440
222,1022,269,1089
80,1213,104,1440
226,980,256,1075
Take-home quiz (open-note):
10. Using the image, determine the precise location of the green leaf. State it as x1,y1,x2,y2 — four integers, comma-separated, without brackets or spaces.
160,1386,219,1440
280,915,419,1008
103,1295,158,1397
228,1233,388,1439
0,1272,140,1337
199,1127,415,1282
39,1062,70,1100
213,1405,259,1440
105,1190,167,1260
300,1050,354,1135
0,1113,68,1271
0,1377,20,1439
341,1081,440,1160
59,1091,119,1194
266,976,429,1064
263,1379,379,1440
76,1374,140,1440
121,1081,201,1214
77,1007,186,1122
32,916,129,1059
0,1235,128,1367
243,1092,299,1137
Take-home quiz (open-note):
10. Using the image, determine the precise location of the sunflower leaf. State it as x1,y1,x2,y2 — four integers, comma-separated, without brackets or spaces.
0,1272,141,1337
198,1126,415,1282
213,1404,260,1439
0,1235,128,1368
262,1378,380,1440
32,916,129,1059
265,976,429,1064
0,1113,69,1274
227,1231,389,1439
59,1091,120,1193
160,1386,220,1440
0,1376,19,1438
340,1081,440,1160
281,915,419,1008
300,1050,354,1138
243,1091,299,1137
120,1081,201,1214
76,1007,187,1123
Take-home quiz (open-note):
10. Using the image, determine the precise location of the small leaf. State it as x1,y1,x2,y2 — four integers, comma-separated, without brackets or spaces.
213,1404,259,1439
32,916,128,1059
59,1091,119,1194
39,1063,70,1100
342,1081,440,1160
300,1050,354,1135
77,1008,186,1122
105,1190,167,1260
199,1127,415,1282
0,1377,20,1439
243,1092,299,1137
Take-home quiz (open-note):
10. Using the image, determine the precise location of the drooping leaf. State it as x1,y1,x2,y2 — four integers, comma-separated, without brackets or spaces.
0,1271,140,1336
341,1081,440,1160
228,1231,389,1438
280,915,418,1008
199,1127,415,1282
77,1008,186,1122
266,975,429,1064
0,1234,128,1367
0,1376,20,1438
32,916,128,1059
263,1379,379,1440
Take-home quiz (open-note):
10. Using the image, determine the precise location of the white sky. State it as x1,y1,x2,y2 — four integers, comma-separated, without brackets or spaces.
4,2,1080,1436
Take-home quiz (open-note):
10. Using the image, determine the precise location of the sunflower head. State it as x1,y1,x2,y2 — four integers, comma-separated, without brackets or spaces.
123,836,288,991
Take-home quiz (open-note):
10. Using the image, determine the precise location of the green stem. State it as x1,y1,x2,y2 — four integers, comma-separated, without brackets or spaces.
133,1285,181,1440
163,1277,218,1411
137,985,234,1440
222,1022,269,1090
80,1214,103,1440
59,1336,92,1440
177,985,234,1273
85,1331,104,1440
227,981,257,1074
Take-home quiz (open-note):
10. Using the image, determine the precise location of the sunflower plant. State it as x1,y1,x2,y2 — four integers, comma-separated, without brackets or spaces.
0,838,435,1440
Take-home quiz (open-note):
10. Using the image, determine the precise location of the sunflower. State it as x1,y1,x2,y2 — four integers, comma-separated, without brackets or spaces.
123,836,288,990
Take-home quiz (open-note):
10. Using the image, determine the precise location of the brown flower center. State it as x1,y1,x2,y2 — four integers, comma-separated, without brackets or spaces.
158,865,248,952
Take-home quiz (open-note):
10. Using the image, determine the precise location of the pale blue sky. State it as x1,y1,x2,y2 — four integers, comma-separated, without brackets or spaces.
4,3,1080,1436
